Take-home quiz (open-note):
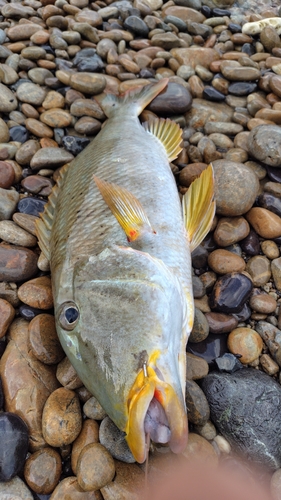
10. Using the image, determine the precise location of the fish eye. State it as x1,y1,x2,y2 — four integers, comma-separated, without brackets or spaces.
58,301,79,331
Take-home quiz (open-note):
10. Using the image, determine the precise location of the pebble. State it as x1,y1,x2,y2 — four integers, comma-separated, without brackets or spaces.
50,476,103,499
213,216,250,246
56,356,83,389
187,333,228,367
208,249,246,274
42,388,82,447
212,160,259,216
147,82,192,115
185,379,210,425
76,443,115,491
0,83,18,112
215,352,243,373
71,419,99,475
21,175,54,196
99,416,135,463
205,312,238,334
0,244,38,282
246,255,271,287
246,208,281,239
0,220,37,247
189,307,209,343
101,461,144,500
261,240,280,260
18,276,53,310
227,327,263,364
0,318,60,451
186,352,209,380
0,476,33,500
202,369,281,469
15,140,40,165
24,448,62,495
0,298,15,338
249,293,277,314
209,272,253,314
0,412,29,481
0,187,19,220
83,395,107,420
62,136,90,156
240,229,260,255
30,147,74,170
248,125,281,167
272,257,281,291
16,82,47,106
258,192,281,218
28,314,65,365
17,196,46,217
260,354,279,376
182,432,218,465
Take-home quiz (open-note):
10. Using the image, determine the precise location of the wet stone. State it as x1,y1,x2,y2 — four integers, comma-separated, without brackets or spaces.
227,327,263,364
0,188,19,220
248,125,281,167
16,83,47,106
83,395,106,420
18,276,53,310
0,244,38,282
246,208,281,239
0,83,18,113
15,140,40,166
245,255,271,287
42,388,82,447
182,432,218,465
9,126,29,144
21,175,54,197
189,307,209,343
0,412,29,481
0,161,15,189
205,312,238,335
214,216,250,247
24,447,62,495
261,240,279,260
258,192,281,218
76,443,115,492
99,417,135,463
272,257,281,291
56,357,83,390
62,136,91,156
202,86,225,102
0,220,37,247
212,160,259,216
101,460,143,500
209,272,253,314
187,333,228,367
240,229,260,255
228,82,257,96
249,293,277,314
17,197,46,217
0,299,15,339
192,275,205,299
71,419,99,475
147,82,192,115
202,369,281,470
123,16,149,37
208,249,246,275
215,353,243,373
29,314,64,365
19,304,45,321
185,379,210,426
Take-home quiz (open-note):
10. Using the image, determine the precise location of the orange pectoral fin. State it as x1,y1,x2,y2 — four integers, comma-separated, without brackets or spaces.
93,176,155,242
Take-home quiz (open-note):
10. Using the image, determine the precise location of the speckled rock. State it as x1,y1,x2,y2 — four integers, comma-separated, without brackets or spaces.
0,220,37,247
208,249,246,274
76,443,115,492
186,353,209,380
248,125,281,167
185,379,210,425
24,447,62,495
212,160,259,216
99,417,135,463
83,395,106,420
0,476,33,500
0,244,38,282
50,476,103,499
30,147,74,170
189,307,209,343
56,357,83,389
16,83,47,106
0,83,18,112
227,327,263,363
42,388,82,447
202,369,281,469
0,188,19,220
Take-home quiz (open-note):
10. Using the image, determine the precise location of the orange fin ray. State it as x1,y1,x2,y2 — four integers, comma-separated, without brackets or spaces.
93,176,154,242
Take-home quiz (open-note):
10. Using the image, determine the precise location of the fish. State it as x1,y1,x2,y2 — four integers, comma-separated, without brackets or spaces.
36,78,215,464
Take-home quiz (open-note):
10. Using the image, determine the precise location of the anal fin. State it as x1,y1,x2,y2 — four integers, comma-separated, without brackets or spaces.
143,118,183,162
93,176,155,242
35,162,70,261
182,164,216,252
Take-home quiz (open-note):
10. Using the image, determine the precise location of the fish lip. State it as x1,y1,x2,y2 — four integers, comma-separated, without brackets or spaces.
125,354,188,463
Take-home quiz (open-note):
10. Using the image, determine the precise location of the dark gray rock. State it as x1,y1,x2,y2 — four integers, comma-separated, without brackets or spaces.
202,369,281,469
99,416,135,463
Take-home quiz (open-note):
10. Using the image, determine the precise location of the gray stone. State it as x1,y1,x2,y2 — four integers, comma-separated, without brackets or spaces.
0,188,19,220
248,125,281,167
202,369,281,470
30,147,74,170
0,83,18,112
99,416,135,463
0,476,33,500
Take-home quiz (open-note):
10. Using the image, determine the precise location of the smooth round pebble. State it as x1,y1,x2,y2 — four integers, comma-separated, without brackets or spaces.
208,249,246,274
0,412,29,481
214,217,250,247
0,298,15,338
28,314,65,365
24,448,62,495
227,327,263,364
99,416,135,463
71,419,99,475
249,293,277,314
18,276,53,309
76,443,115,492
245,255,271,286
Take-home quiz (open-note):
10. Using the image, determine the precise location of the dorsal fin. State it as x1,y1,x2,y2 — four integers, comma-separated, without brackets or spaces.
182,164,216,253
143,117,183,162
35,162,70,261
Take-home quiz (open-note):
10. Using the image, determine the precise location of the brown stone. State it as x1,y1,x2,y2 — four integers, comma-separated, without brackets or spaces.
40,108,72,128
24,448,62,495
182,433,218,465
56,356,83,389
179,163,207,187
0,318,60,450
171,47,219,68
18,276,53,309
0,243,38,282
49,476,103,499
26,118,53,138
77,443,115,491
249,293,277,314
205,312,238,334
21,175,54,196
42,388,82,448
246,207,281,239
246,255,271,287
0,298,15,338
208,249,246,274
71,419,100,475
0,161,15,189
12,213,38,236
101,460,144,500
185,379,210,426
28,314,65,365
227,327,263,364
214,217,250,247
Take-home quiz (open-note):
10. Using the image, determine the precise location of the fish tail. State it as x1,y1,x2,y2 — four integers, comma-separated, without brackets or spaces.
95,79,169,118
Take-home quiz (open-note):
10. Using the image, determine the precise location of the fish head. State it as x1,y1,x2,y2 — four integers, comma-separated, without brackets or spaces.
54,245,188,463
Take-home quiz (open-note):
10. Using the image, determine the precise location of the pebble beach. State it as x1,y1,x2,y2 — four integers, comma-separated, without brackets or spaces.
1,0,281,497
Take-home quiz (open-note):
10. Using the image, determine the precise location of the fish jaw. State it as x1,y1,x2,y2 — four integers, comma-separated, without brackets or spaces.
126,351,188,463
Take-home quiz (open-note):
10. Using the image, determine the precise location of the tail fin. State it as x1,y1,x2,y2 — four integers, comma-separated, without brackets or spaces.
95,79,169,118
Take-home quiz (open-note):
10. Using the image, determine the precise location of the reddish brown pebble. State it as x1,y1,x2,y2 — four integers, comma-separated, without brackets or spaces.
24,447,62,495
71,419,100,475
0,298,15,338
77,443,115,492
227,327,263,364
208,249,246,274
246,207,281,239
50,476,103,499
249,293,277,314
28,314,65,365
205,312,238,334
0,244,38,282
0,161,15,188
42,387,82,447
18,276,53,309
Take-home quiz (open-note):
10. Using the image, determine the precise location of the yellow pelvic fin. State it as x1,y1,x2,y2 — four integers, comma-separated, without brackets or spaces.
93,176,154,242
182,164,216,253
35,162,70,261
143,117,183,162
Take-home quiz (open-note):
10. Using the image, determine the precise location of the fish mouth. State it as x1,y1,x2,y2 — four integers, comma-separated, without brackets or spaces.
125,352,188,463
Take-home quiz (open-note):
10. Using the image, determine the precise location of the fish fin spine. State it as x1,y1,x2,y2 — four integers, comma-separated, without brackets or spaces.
95,79,169,118
35,162,70,261
182,164,216,252
143,117,183,162
93,176,154,242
